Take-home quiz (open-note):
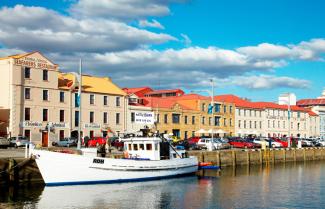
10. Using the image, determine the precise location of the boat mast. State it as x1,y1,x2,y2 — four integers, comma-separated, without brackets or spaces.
77,59,82,149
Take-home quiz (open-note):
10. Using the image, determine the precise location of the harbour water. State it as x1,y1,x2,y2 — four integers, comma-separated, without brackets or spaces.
1,161,325,209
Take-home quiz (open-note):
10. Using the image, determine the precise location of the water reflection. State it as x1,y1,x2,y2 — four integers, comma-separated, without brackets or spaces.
1,161,325,209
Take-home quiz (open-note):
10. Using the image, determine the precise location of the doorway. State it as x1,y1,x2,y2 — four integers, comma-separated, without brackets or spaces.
42,131,48,147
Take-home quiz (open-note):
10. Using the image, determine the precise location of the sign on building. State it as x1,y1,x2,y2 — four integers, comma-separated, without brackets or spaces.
20,121,42,128
135,112,155,124
84,123,101,129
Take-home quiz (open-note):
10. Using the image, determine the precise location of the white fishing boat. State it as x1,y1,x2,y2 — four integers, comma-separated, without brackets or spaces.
31,134,198,186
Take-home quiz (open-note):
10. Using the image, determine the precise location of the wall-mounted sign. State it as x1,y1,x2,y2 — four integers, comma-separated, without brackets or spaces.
84,123,101,129
15,56,56,70
52,122,69,129
20,121,42,128
135,112,155,124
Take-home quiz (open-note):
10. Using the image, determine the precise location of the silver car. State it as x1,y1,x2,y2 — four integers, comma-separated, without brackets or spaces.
0,137,10,148
9,136,30,148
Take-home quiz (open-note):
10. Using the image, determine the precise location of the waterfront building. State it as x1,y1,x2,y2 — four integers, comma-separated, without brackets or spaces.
215,95,319,138
297,89,325,139
123,89,154,133
0,51,127,146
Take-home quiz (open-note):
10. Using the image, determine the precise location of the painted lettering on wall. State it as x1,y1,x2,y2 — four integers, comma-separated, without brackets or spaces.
15,56,56,70
93,159,104,164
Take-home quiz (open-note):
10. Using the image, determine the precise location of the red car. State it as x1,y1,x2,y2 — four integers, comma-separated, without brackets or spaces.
228,139,256,148
87,137,106,147
272,138,288,148
187,136,201,145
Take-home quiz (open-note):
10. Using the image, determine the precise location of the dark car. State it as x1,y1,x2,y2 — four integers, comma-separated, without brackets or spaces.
52,137,77,147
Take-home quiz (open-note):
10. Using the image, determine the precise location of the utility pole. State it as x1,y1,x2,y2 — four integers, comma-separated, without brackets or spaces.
77,59,82,150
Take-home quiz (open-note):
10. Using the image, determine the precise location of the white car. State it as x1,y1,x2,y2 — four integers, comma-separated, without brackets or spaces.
254,138,282,148
197,138,223,150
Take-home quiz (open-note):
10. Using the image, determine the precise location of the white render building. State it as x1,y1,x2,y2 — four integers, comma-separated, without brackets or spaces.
0,51,127,146
215,95,319,138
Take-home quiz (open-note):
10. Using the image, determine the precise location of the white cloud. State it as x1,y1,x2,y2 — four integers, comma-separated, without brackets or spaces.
181,34,192,47
237,43,292,59
228,75,310,90
0,5,176,53
70,0,187,20
139,19,165,29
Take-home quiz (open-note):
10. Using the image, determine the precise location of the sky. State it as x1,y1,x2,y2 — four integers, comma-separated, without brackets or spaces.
0,0,324,102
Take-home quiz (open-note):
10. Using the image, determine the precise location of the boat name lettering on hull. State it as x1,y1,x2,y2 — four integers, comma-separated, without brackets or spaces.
93,159,104,164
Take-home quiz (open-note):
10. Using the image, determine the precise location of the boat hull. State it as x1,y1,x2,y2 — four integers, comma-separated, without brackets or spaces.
32,150,198,186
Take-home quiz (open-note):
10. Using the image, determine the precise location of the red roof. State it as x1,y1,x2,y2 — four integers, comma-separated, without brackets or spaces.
297,99,325,106
308,110,318,116
144,89,184,96
123,87,153,97
215,94,308,112
141,97,194,110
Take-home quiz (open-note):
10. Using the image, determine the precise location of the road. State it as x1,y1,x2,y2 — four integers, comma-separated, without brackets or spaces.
0,148,26,158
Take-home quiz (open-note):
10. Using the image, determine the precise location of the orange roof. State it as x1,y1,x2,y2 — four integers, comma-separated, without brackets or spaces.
144,89,184,96
308,110,318,116
59,73,126,96
0,51,34,60
142,97,195,110
297,99,325,106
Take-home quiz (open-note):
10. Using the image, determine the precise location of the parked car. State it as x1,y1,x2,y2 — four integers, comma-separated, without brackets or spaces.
9,136,30,148
197,138,230,150
301,138,313,147
272,138,288,148
87,137,106,147
110,137,124,151
186,136,201,150
0,137,10,148
265,138,283,148
228,139,256,149
52,137,77,147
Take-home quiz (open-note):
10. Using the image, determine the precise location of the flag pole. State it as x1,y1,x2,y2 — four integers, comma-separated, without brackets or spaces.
77,59,82,149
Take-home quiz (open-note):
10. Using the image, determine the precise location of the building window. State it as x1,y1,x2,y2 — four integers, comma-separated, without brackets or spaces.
238,109,241,116
224,105,227,113
298,112,301,118
202,116,205,125
90,131,94,138
104,96,108,106
103,112,108,124
43,70,48,81
43,90,49,101
75,111,79,127
214,116,220,126
230,106,233,114
25,88,31,100
268,120,270,128
283,121,286,129
238,120,241,128
90,94,95,105
60,110,64,122
60,91,65,103
215,104,221,113
116,113,120,124
164,114,168,124
25,108,30,121
278,121,280,128
254,121,257,129
184,115,188,124
116,97,121,107
273,120,275,128
24,67,31,79
260,121,262,129
230,118,232,127
192,116,195,124
209,117,212,125
59,130,64,140
74,93,79,107
90,111,94,123
244,110,246,117
224,118,227,126
244,120,246,128
184,131,188,139
24,130,30,140
249,121,252,129
43,109,48,122
156,114,160,123
201,103,206,111
131,112,135,122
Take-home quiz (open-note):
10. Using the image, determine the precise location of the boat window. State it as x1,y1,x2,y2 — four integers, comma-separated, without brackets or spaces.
128,144,132,150
133,144,138,151
139,144,144,150
146,143,152,151
155,143,158,151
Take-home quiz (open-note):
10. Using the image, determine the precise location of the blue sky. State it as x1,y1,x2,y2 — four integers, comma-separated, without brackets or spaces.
0,0,324,101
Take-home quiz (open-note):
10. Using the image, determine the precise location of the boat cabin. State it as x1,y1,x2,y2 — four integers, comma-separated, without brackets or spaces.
122,137,186,160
